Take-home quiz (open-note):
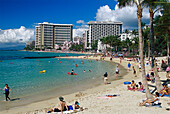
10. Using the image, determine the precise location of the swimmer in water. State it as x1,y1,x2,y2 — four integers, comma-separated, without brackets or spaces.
60,61,62,63
71,69,74,75
81,61,83,64
2,84,13,101
89,70,91,72
75,64,78,67
83,70,86,72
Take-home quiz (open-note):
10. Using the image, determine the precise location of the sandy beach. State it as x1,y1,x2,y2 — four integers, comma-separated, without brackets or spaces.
0,56,169,114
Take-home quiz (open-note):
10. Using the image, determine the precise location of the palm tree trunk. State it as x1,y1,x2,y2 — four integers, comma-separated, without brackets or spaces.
150,9,154,60
153,62,163,92
148,42,150,59
150,8,163,91
168,32,170,66
138,7,153,99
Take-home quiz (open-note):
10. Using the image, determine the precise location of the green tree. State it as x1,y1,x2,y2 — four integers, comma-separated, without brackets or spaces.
155,3,170,64
117,0,153,99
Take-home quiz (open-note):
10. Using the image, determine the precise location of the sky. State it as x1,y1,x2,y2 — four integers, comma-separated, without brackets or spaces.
0,0,161,49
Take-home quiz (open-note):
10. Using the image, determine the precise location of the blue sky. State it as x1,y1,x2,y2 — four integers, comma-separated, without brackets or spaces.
0,0,117,29
0,0,157,49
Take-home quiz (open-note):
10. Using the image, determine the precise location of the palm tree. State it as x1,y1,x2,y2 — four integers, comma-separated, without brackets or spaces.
117,0,153,99
159,3,170,64
145,0,168,92
143,27,150,58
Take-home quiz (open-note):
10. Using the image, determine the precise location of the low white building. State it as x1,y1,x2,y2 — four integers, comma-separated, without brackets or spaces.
120,31,138,41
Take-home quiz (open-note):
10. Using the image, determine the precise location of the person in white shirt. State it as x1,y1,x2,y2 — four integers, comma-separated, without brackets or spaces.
115,65,119,78
138,64,141,72
139,92,160,106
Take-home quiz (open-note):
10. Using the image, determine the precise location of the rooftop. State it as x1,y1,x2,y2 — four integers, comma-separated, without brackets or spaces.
88,21,123,25
38,22,73,26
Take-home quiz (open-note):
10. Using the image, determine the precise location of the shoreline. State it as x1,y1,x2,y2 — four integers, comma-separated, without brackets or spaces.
0,56,169,114
0,56,128,114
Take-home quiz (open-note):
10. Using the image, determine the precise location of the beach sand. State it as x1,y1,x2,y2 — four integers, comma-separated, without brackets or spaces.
0,56,169,114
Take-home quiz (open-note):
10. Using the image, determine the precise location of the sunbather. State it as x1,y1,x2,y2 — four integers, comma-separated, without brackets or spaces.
159,84,170,97
127,80,136,90
134,85,139,91
47,96,68,114
146,74,151,81
139,92,160,106
138,82,144,91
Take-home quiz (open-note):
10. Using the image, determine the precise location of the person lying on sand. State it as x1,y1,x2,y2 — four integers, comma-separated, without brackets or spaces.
159,84,170,97
47,96,68,114
127,80,136,90
139,92,160,106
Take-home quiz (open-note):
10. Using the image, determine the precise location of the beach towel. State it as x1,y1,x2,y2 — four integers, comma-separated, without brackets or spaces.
145,103,162,108
97,94,120,99
105,94,120,97
159,94,170,97
141,89,153,93
51,109,80,114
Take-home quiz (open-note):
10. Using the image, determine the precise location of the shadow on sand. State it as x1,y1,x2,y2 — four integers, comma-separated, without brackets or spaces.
10,98,20,101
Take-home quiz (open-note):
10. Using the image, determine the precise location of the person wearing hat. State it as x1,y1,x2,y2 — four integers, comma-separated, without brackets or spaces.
47,96,68,113
74,101,83,111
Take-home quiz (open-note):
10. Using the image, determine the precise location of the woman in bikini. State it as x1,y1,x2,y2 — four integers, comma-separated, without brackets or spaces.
159,84,170,97
138,82,144,91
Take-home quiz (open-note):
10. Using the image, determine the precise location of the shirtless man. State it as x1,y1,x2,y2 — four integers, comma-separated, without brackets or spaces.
127,80,136,90
48,96,68,113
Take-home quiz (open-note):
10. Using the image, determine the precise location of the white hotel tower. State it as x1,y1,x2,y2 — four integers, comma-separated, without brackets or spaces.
35,22,73,49
86,21,123,49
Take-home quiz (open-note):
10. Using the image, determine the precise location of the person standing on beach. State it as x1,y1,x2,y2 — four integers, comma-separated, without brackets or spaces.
138,63,141,72
103,72,108,85
2,84,13,101
115,65,119,78
128,63,131,71
132,66,137,77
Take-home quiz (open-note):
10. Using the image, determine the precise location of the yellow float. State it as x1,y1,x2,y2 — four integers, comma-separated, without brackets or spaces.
39,70,46,73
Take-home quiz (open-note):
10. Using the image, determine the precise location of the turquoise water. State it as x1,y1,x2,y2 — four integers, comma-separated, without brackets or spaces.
0,51,116,110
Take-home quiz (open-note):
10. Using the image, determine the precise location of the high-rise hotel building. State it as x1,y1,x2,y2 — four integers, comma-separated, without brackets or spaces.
86,21,123,49
35,22,73,49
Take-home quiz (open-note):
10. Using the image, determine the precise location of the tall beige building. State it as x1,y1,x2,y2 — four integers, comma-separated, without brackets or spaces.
35,22,73,49
86,21,123,49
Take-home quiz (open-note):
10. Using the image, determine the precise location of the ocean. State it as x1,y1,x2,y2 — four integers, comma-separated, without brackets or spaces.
0,51,116,110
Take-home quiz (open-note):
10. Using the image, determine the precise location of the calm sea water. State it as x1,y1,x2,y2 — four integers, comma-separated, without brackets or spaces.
0,51,116,110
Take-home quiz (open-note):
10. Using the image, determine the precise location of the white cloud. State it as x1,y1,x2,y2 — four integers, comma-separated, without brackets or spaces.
0,26,34,43
73,20,88,38
73,28,88,38
95,4,161,30
76,20,85,24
